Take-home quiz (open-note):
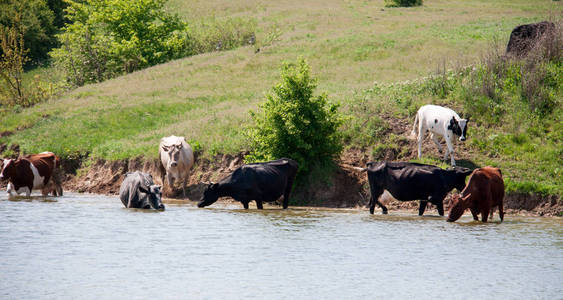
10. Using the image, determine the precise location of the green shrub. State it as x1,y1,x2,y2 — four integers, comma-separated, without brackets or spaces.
247,58,344,178
50,0,189,86
189,17,256,54
384,0,422,8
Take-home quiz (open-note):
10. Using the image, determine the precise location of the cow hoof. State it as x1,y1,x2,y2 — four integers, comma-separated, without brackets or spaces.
382,210,388,215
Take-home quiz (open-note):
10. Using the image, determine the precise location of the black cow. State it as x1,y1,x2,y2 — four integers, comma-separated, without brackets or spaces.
364,161,472,216
119,171,164,210
197,158,298,209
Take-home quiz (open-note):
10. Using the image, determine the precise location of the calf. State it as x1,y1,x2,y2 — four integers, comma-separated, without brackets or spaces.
447,167,504,223
364,161,472,215
119,171,164,210
411,104,469,166
0,152,63,197
197,158,298,209
159,135,194,197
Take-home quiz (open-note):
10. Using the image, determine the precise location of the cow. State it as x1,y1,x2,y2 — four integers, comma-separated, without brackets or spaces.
0,152,63,197
197,158,298,210
411,104,469,166
159,135,194,197
119,171,164,210
447,167,504,223
506,21,555,57
361,161,472,215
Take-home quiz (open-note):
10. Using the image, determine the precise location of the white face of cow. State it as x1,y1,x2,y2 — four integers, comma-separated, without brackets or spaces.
162,144,183,169
0,159,12,180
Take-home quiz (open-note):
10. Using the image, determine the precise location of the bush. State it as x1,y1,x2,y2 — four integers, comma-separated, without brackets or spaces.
50,0,190,86
189,17,256,54
0,0,57,64
0,16,51,108
247,58,344,178
384,0,422,7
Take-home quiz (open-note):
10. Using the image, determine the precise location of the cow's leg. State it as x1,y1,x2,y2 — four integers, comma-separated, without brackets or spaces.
489,206,495,220
470,208,479,221
436,200,445,216
182,177,187,198
417,123,425,158
369,186,386,214
444,134,456,166
256,200,263,209
242,201,249,209
430,133,443,154
282,177,295,209
418,200,428,216
481,207,489,222
498,202,504,222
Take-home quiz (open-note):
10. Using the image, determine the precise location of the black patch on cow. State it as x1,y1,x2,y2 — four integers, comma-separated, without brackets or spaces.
461,122,468,138
447,118,462,136
434,119,438,124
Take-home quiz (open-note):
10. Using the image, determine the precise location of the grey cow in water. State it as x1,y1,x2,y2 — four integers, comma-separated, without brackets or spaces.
119,171,164,210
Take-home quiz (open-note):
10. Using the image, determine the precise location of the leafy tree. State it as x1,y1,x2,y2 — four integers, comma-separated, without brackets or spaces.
247,58,344,178
51,0,190,86
0,14,49,107
0,0,57,64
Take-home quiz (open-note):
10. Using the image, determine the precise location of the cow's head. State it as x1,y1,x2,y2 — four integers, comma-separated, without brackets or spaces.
198,182,219,208
447,193,472,222
162,143,183,169
0,159,15,181
447,166,473,192
138,184,165,211
448,117,469,142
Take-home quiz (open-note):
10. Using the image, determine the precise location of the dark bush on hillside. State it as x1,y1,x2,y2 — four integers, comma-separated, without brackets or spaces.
384,0,422,7
51,0,189,86
247,58,344,178
0,0,57,64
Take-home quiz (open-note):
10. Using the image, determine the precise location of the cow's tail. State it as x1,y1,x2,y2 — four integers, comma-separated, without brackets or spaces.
342,164,368,172
410,112,419,140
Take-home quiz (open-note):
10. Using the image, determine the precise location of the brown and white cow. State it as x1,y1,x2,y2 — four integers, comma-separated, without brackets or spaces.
0,152,63,197
159,136,194,197
447,166,504,223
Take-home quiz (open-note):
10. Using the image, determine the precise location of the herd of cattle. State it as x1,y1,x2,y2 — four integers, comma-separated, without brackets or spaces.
0,104,506,222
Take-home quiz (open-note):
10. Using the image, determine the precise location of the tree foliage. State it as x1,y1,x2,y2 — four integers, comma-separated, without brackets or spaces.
0,0,57,64
247,58,344,177
0,14,49,107
50,0,190,86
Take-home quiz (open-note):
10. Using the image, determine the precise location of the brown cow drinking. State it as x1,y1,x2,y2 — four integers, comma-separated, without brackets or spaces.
447,166,504,223
0,152,63,197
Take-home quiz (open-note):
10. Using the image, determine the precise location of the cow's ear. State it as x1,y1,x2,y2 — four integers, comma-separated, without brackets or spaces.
466,116,470,122
139,186,150,194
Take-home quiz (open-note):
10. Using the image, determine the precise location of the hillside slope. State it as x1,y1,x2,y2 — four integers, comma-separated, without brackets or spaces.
1,0,561,201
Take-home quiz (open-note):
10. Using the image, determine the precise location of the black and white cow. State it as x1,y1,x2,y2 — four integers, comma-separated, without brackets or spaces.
411,104,469,166
197,158,298,210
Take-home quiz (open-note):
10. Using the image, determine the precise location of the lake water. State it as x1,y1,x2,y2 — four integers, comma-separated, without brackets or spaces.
1,193,562,299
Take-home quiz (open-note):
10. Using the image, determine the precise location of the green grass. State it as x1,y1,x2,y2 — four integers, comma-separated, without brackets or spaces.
1,0,561,197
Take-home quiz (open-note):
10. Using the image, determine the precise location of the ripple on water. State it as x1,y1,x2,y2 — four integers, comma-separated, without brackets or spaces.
0,193,562,299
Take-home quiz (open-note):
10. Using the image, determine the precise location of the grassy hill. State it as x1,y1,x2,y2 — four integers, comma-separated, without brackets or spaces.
1,0,561,197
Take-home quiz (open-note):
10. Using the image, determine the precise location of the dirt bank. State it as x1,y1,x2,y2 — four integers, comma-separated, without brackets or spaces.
55,148,561,217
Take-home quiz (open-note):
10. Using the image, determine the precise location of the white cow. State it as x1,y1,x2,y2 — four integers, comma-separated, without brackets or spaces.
410,104,469,166
159,136,195,197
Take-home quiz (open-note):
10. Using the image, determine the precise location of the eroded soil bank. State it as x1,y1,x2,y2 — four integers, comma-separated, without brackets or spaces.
54,148,562,217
